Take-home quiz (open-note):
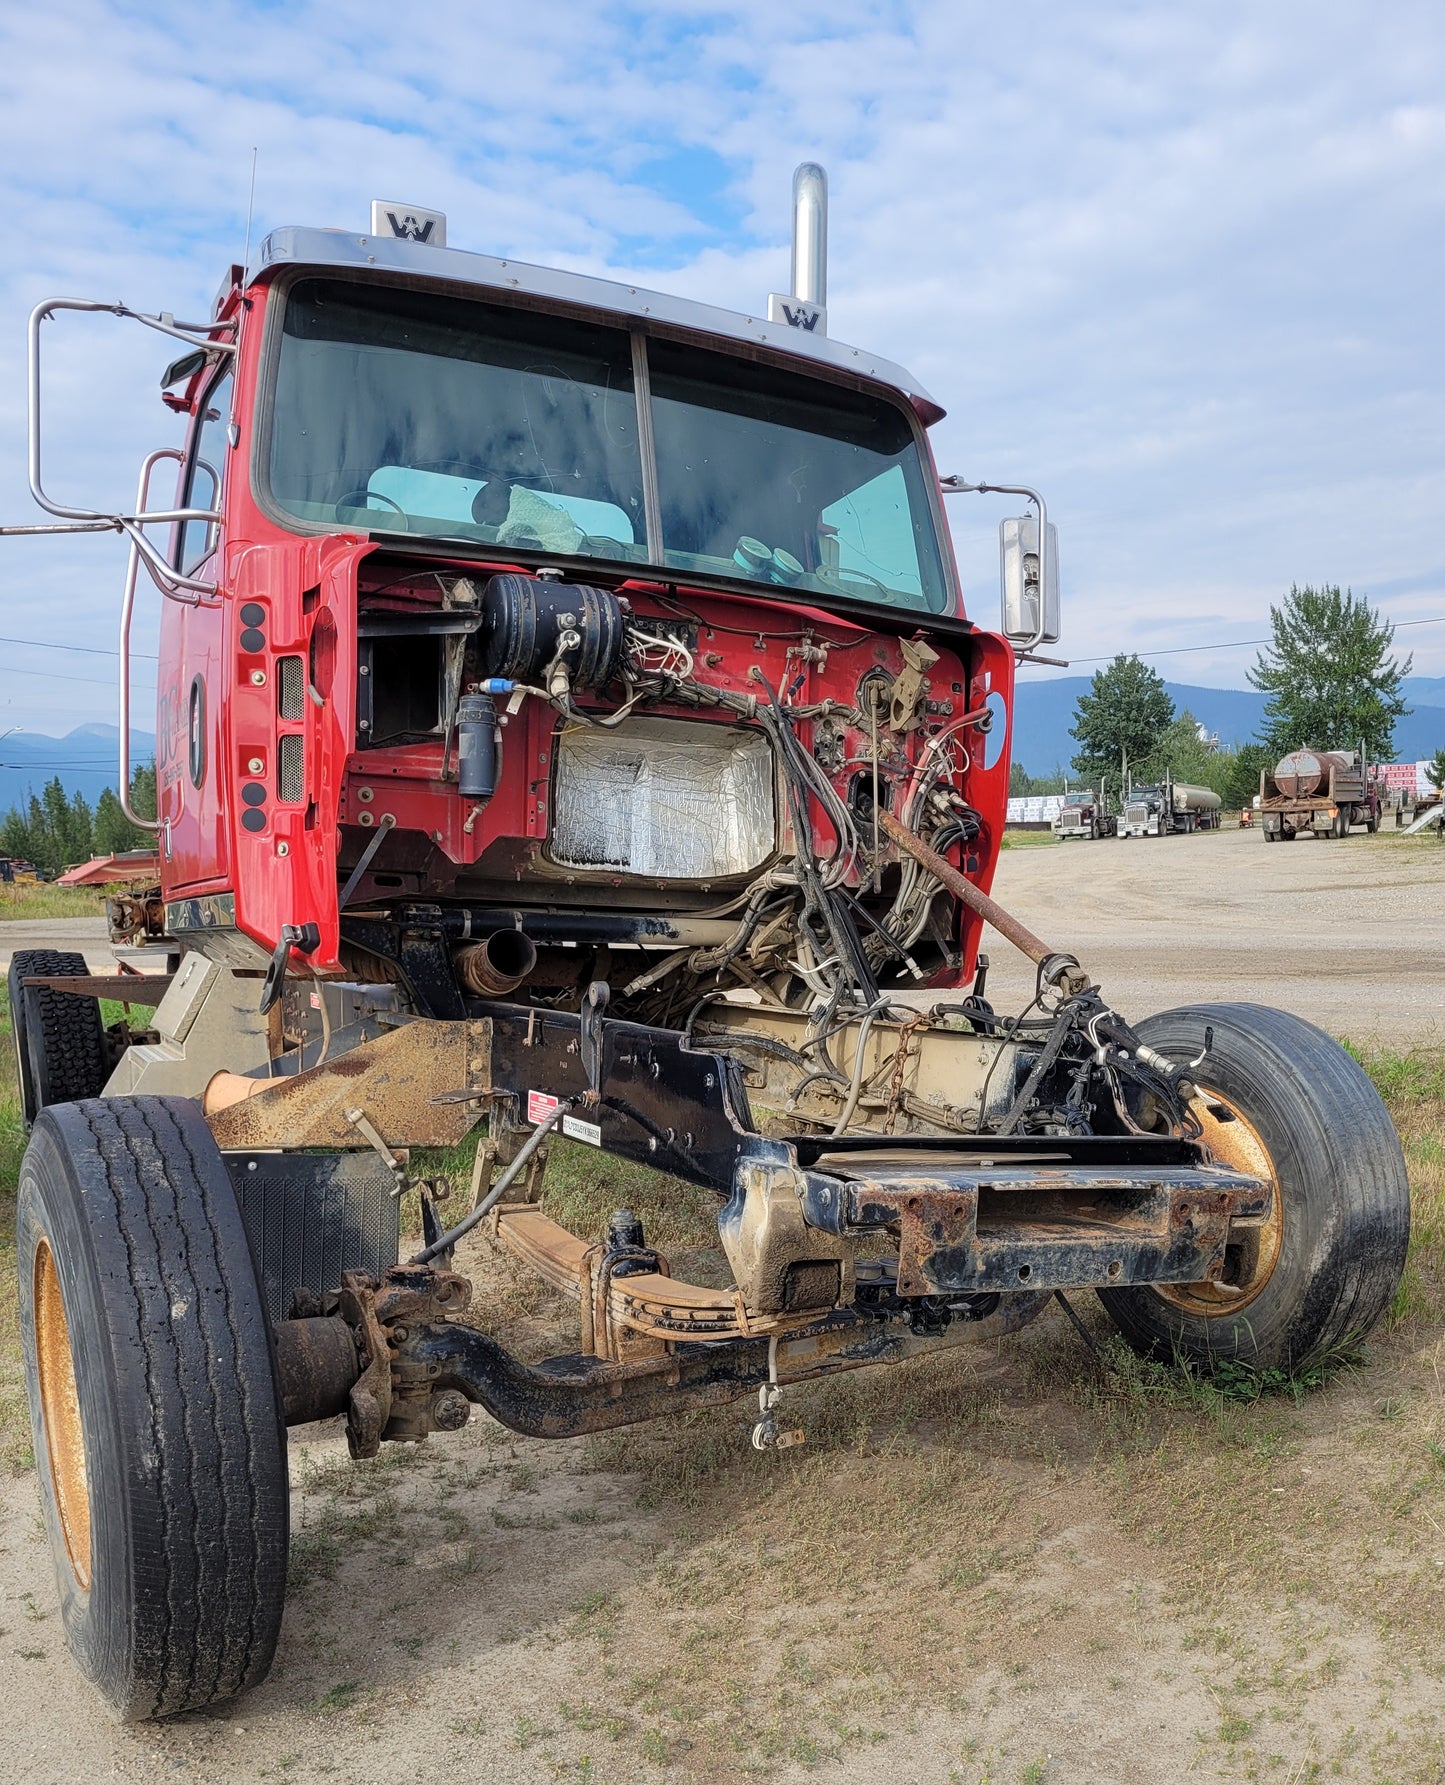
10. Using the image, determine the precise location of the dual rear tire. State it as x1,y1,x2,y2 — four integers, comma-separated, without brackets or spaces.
7,949,108,1127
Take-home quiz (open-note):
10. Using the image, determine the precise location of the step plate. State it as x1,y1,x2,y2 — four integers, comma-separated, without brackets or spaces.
840,1162,1270,1297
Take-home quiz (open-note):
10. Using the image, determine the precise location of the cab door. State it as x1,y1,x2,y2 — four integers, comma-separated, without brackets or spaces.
157,366,233,895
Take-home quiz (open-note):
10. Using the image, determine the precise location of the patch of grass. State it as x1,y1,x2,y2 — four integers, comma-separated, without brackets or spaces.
1354,1046,1445,1325
0,883,107,922
286,1454,409,1594
314,1680,366,1713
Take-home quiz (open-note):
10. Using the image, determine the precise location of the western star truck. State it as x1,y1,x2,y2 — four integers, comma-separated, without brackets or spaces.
0,168,1408,1720
1119,777,1222,838
1052,789,1116,840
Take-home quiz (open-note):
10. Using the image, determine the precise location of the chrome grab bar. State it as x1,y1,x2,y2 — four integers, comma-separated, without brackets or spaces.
119,448,189,837
28,296,234,523
3,295,232,599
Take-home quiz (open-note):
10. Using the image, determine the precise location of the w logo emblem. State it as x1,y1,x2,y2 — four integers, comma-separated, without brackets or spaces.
767,293,827,337
371,202,447,247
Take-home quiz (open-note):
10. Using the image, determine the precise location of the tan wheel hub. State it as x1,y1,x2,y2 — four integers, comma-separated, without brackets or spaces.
1155,1089,1283,1317
34,1238,91,1590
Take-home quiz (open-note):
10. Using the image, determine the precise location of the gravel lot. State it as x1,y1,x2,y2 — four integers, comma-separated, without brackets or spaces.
978,824,1443,1049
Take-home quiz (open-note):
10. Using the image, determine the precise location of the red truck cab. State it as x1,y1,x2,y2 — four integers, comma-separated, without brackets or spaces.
152,214,1021,1019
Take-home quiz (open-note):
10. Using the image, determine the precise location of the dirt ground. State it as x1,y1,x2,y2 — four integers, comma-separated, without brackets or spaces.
2,827,1443,1785
976,825,1444,1051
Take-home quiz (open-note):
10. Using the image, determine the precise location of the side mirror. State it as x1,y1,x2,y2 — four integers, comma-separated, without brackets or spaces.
999,514,1060,647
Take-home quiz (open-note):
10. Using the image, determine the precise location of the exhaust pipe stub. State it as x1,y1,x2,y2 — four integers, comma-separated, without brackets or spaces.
454,929,539,997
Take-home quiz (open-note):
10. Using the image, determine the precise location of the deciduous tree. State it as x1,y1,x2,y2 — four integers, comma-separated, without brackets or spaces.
1069,655,1174,785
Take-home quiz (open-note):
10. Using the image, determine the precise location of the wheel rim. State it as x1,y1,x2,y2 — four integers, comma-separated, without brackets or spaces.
1154,1089,1284,1317
33,1238,92,1590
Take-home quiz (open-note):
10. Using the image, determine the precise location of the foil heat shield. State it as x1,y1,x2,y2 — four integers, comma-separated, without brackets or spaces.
552,717,777,880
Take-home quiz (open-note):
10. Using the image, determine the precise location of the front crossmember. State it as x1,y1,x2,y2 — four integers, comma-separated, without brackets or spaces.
221,982,1269,1453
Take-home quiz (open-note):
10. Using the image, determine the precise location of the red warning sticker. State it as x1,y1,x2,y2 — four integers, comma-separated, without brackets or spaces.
526,1090,560,1125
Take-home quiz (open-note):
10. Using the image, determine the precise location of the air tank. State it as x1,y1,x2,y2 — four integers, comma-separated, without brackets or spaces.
1273,750,1357,799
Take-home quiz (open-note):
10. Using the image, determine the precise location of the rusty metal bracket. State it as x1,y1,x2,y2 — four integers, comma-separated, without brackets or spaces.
337,1265,474,1457
889,1185,979,1297
205,1017,494,1151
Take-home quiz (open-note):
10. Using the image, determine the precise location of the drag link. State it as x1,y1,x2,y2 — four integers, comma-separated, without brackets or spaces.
878,809,1093,995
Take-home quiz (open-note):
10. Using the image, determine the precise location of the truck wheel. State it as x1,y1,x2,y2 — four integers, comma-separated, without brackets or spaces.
17,1097,289,1719
7,950,107,1128
1097,1003,1409,1373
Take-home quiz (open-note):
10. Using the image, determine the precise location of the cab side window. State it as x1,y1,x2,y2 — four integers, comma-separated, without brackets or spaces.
176,369,233,573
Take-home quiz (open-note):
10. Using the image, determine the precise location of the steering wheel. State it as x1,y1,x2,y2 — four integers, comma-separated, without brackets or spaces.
334,489,410,530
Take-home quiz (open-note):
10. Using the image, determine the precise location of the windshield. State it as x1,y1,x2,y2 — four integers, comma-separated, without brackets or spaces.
266,278,951,613
647,338,948,611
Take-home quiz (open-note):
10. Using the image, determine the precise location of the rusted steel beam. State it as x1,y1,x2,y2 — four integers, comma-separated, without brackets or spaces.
399,1293,1045,1439
846,1164,1270,1297
21,973,174,1005
270,1287,1049,1440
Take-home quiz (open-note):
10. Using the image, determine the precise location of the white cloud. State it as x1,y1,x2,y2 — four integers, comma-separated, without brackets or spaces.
0,0,1442,744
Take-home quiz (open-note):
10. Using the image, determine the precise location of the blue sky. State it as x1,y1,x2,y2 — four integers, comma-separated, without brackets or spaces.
1,0,1443,741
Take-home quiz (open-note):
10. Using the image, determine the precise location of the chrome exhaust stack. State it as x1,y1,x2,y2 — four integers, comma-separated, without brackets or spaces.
768,162,828,336
790,162,828,310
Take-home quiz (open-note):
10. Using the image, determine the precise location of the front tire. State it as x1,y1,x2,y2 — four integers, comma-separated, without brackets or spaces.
1097,1003,1409,1372
17,1097,289,1719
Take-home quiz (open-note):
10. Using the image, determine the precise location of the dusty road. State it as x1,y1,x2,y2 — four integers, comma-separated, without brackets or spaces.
0,916,112,973
1,829,1443,1784
978,825,1443,1049
2,826,1436,1039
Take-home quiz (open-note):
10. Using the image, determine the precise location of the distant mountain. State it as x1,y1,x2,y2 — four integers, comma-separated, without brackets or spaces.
0,724,155,818
1012,678,1445,777
1403,675,1445,709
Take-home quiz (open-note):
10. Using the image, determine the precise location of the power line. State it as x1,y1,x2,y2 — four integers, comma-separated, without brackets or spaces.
0,633,157,660
0,665,154,688
1066,613,1445,667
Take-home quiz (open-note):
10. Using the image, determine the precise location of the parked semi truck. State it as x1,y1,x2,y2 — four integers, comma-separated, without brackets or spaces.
0,169,1408,1720
1119,777,1222,837
1052,789,1116,840
1259,748,1380,840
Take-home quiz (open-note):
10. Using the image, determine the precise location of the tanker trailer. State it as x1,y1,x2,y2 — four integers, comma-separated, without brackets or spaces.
1119,776,1221,837
1259,748,1380,840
